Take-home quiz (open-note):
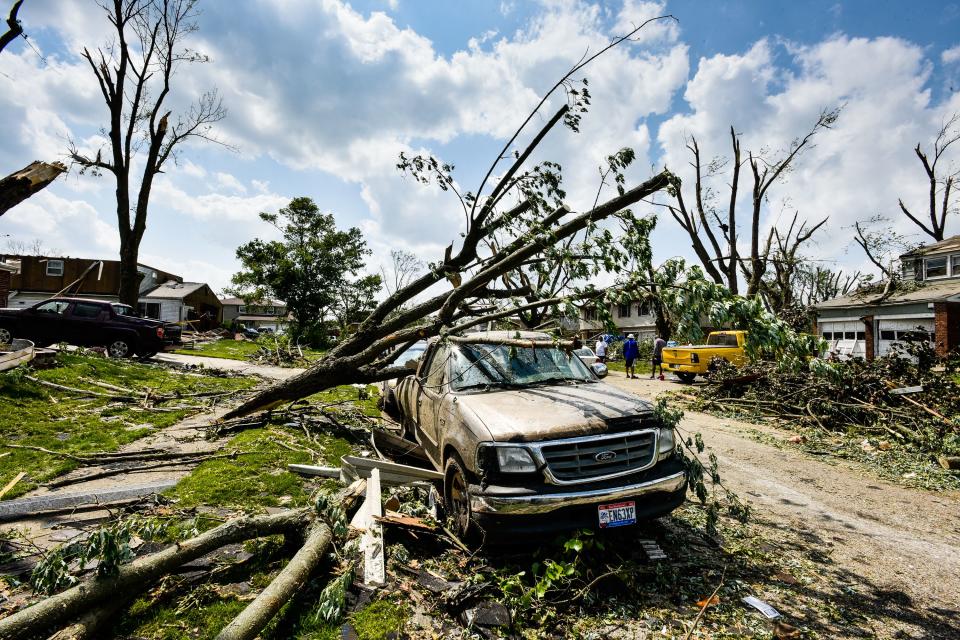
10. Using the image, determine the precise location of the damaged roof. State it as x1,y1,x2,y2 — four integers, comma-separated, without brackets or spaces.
816,278,960,309
144,281,208,299
899,234,960,258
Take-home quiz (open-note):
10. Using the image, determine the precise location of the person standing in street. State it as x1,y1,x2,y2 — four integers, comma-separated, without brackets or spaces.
595,337,608,363
651,334,667,379
623,334,639,378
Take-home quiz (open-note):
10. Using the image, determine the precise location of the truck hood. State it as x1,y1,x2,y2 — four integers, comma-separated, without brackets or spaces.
456,381,654,443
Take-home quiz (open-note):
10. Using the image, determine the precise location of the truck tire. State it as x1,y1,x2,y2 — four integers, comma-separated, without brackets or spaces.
444,454,478,543
107,337,134,358
0,327,11,344
676,372,696,384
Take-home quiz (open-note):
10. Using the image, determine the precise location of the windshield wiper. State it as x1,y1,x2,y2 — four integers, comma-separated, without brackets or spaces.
455,381,522,392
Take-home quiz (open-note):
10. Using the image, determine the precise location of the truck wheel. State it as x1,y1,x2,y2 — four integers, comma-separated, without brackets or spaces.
0,327,11,344
108,338,133,358
676,372,696,384
444,455,477,542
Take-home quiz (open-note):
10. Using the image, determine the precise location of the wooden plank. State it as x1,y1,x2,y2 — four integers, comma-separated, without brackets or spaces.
340,456,442,481
286,464,342,479
890,385,924,395
0,481,177,520
373,510,437,532
360,468,385,586
0,472,26,500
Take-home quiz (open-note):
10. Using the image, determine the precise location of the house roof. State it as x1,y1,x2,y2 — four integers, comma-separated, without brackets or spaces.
0,262,17,273
220,296,285,306
899,234,960,258
816,278,960,310
144,281,208,299
235,314,289,322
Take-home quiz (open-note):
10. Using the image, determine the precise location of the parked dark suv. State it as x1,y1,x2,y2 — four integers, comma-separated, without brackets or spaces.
0,297,182,358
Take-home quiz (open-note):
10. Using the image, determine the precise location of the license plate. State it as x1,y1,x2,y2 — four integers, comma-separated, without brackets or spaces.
598,501,636,528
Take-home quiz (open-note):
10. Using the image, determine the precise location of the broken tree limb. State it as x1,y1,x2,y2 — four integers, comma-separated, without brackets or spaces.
214,480,367,640
44,451,249,488
0,471,25,500
214,521,332,640
0,161,67,216
0,481,176,521
0,507,311,640
24,376,137,401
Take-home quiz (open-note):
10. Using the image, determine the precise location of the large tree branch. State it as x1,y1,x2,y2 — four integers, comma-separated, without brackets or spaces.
0,161,67,216
0,0,23,54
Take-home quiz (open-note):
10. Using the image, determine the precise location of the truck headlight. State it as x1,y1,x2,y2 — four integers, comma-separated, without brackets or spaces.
495,446,537,473
658,427,676,456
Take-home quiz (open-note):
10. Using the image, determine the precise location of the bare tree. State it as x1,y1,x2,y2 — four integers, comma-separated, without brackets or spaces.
69,0,226,306
898,113,959,241
761,211,828,311
223,16,677,419
852,214,914,280
666,110,839,297
0,0,23,54
381,249,425,296
5,236,60,256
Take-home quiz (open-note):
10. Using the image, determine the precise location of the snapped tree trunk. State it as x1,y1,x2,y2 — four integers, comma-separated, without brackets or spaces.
0,508,310,640
0,161,66,216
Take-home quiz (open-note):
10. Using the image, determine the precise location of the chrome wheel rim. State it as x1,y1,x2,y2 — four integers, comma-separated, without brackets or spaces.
108,340,129,358
448,468,470,536
0,328,10,344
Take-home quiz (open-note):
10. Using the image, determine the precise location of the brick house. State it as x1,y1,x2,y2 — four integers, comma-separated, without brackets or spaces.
815,235,960,359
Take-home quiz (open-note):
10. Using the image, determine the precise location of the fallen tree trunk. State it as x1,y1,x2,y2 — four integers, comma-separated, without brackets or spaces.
215,521,333,640
0,508,310,640
0,161,67,216
215,480,367,640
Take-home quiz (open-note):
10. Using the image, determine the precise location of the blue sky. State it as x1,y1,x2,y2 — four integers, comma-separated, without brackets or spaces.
1,0,958,293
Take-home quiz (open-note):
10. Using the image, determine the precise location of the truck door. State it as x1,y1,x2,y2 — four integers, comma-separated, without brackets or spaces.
25,300,72,345
67,301,108,348
414,345,448,465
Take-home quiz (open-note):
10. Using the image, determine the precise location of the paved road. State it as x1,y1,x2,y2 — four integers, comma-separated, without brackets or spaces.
604,370,960,638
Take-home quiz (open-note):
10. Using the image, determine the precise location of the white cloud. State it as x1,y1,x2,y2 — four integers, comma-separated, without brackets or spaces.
943,44,960,64
214,172,248,194
2,190,118,256
656,35,958,275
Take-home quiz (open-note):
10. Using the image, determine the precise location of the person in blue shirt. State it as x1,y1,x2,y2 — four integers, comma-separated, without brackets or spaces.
622,333,639,379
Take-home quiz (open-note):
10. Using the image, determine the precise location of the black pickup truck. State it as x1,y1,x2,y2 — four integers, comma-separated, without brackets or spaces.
0,297,182,358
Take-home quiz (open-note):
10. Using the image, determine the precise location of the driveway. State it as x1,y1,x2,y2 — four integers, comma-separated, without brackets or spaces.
605,370,960,637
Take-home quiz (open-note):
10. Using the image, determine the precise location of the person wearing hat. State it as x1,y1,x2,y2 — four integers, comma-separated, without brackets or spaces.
622,333,639,379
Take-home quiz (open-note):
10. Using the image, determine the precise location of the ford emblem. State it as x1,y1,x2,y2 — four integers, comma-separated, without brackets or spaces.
594,450,617,462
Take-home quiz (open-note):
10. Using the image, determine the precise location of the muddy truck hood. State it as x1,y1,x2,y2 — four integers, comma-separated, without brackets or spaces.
456,382,654,443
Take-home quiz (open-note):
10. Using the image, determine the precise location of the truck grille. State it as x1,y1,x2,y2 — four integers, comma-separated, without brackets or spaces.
539,430,657,483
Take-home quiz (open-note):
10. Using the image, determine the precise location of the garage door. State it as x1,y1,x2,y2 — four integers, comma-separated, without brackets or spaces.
818,320,866,359
876,318,934,358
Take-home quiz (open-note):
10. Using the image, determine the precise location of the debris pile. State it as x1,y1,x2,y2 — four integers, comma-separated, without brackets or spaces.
696,345,960,462
246,335,309,367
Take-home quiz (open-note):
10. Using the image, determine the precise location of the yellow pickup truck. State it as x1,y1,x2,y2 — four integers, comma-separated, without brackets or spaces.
661,330,748,383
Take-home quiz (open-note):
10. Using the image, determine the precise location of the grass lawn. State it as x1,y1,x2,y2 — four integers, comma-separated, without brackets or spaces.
0,352,256,499
173,337,325,364
605,359,655,376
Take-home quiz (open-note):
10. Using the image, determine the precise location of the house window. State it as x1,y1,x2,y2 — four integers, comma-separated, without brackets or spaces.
137,302,161,319
238,305,246,313
821,332,833,340
880,330,895,340
925,256,948,279
844,331,856,340
617,304,631,318
952,255,960,275
46,259,64,277
637,302,652,316
583,308,598,321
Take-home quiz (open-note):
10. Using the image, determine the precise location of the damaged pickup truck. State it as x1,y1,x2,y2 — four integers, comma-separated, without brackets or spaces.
394,331,686,541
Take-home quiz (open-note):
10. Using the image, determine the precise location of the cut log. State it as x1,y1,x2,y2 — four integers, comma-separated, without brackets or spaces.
213,480,367,640
0,508,311,640
938,456,960,470
0,161,67,216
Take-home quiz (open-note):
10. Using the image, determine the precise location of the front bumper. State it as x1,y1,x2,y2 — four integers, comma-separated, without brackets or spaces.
471,469,685,516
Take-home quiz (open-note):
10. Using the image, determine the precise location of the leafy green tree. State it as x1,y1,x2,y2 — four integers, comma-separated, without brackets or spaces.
332,273,383,335
231,197,373,346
